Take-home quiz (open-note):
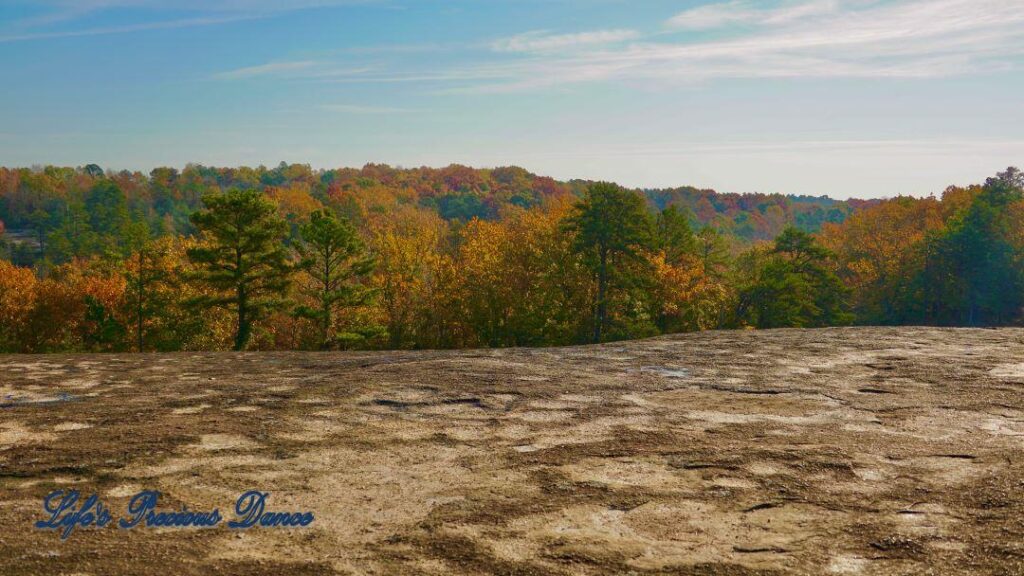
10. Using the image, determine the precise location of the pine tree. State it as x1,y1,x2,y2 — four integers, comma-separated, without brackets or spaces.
918,168,1024,325
563,182,653,342
294,210,376,349
124,236,181,352
187,189,293,350
737,227,852,328
655,205,698,265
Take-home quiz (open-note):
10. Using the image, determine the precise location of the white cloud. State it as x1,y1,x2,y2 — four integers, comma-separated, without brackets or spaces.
210,0,1021,93
0,0,380,42
52,0,1018,91
306,62,529,84
213,60,319,80
570,139,1024,156
667,0,839,30
666,1,756,30
156,0,377,10
321,104,412,114
213,62,384,81
11,0,376,13
452,0,1024,92
492,29,639,53
0,14,262,43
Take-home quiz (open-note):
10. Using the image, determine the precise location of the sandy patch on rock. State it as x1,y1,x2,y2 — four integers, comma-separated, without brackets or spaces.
196,434,258,451
560,457,689,489
516,410,576,423
991,363,1024,381
0,422,58,446
107,483,143,498
54,422,92,432
172,403,211,415
828,554,869,574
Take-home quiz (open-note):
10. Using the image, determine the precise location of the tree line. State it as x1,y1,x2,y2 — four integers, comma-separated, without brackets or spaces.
0,162,859,265
0,166,1020,352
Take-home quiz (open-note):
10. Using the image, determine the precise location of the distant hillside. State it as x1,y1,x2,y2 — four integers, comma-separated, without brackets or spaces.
0,163,867,246
643,185,878,241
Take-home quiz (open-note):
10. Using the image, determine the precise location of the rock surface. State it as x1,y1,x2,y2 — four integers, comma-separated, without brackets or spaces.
2,327,1024,575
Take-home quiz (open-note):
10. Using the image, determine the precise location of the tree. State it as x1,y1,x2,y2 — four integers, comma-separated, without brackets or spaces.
994,166,1024,189
84,181,131,255
736,227,852,328
124,237,181,351
655,205,698,265
294,210,376,349
649,250,730,334
649,206,727,334
187,189,293,350
821,196,943,324
0,260,37,352
563,182,653,342
695,226,731,280
368,206,447,349
917,168,1024,326
47,199,93,263
27,208,53,257
20,259,129,353
453,201,590,347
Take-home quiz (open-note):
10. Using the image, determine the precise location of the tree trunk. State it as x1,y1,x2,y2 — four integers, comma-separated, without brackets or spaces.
594,248,607,343
321,258,332,349
234,288,249,351
136,251,145,353
321,298,332,350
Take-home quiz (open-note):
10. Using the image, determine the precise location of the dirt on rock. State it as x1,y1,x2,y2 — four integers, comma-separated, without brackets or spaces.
2,327,1024,575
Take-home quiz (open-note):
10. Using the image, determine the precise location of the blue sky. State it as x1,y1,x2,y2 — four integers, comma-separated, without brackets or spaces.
0,0,1022,198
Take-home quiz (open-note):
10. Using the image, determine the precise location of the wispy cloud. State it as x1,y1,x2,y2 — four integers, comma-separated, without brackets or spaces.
213,60,319,80
213,60,378,80
492,29,639,53
6,0,129,30
667,0,839,30
44,0,1019,92
450,0,1024,92
0,14,262,43
321,103,413,114
569,139,1024,157
0,0,380,43
332,42,455,55
240,0,1019,94
10,0,378,15
143,0,378,10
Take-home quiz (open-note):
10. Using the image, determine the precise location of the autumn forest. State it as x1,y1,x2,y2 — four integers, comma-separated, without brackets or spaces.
0,163,1021,353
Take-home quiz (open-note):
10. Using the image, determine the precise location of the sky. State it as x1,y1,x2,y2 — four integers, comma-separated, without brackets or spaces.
0,0,1022,199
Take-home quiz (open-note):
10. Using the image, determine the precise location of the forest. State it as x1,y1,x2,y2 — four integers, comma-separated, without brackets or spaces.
0,163,1020,352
